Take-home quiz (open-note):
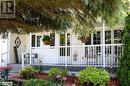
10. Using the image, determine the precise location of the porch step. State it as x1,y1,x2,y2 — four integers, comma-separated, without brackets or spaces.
9,64,22,73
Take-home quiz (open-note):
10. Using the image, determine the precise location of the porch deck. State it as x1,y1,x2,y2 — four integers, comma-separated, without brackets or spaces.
22,44,123,68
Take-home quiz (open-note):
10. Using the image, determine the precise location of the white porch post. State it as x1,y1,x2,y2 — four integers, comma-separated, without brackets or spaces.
65,33,67,67
102,21,106,67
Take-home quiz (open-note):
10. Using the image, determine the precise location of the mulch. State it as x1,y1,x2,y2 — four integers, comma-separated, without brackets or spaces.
8,73,120,86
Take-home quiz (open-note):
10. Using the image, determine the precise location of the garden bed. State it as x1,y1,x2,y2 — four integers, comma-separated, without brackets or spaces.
8,66,120,86
8,73,120,86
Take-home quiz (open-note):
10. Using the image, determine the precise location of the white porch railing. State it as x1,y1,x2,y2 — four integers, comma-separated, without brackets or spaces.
22,44,122,68
57,44,122,67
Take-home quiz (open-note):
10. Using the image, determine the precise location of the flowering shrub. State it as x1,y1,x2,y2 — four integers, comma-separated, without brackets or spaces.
48,67,68,85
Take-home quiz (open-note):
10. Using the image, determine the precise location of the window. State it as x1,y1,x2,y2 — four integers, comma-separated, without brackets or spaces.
31,33,55,47
114,30,123,44
31,35,35,47
67,34,70,46
114,30,123,58
105,31,111,44
93,31,101,44
60,34,65,46
37,36,41,47
67,34,70,56
31,35,41,47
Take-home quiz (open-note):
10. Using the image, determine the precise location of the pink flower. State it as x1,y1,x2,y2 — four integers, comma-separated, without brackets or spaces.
63,77,67,81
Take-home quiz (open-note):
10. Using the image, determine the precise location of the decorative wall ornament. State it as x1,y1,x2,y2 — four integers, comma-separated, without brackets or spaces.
14,36,21,48
73,51,78,61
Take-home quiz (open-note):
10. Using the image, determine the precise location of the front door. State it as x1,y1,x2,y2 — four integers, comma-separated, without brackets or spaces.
59,33,70,56
59,33,70,65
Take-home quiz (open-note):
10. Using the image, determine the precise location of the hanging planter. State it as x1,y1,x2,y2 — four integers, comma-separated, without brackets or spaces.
79,37,87,43
42,35,50,45
43,40,50,45
79,36,91,43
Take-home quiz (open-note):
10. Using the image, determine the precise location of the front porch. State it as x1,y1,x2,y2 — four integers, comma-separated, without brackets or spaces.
22,44,122,68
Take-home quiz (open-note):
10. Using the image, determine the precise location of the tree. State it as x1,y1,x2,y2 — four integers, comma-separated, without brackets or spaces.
117,14,130,86
0,0,129,37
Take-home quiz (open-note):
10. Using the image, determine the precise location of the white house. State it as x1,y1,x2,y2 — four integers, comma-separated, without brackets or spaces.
0,23,123,68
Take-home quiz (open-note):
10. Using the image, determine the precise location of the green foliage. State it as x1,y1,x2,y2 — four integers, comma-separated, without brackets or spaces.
73,22,95,39
2,0,127,35
117,14,130,86
48,67,68,79
42,35,50,41
19,66,39,79
23,79,56,86
79,67,110,86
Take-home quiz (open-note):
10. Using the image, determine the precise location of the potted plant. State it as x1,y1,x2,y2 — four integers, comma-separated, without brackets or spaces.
79,67,110,86
42,35,50,45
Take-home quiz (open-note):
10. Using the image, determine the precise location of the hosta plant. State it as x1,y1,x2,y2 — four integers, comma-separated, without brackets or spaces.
79,67,110,86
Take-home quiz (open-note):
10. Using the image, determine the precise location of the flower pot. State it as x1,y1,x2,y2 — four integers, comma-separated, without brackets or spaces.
43,40,50,45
